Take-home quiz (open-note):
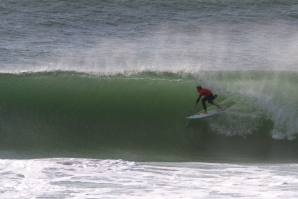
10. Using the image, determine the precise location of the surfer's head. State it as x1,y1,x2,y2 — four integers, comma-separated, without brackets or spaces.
196,86,203,91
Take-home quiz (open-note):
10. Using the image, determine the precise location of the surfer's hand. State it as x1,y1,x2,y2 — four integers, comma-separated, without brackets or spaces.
194,104,197,109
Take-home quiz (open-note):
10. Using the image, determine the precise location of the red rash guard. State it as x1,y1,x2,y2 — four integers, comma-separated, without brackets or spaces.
199,89,212,96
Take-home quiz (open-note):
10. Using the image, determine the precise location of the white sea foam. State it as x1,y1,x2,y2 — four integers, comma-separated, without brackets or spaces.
1,158,298,198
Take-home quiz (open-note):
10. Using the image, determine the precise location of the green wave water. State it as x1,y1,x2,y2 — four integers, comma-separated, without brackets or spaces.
0,70,298,162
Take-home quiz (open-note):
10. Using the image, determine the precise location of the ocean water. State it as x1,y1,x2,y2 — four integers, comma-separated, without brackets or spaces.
1,0,298,198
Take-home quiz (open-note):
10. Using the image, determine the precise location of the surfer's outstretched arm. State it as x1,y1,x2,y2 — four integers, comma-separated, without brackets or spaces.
194,95,202,108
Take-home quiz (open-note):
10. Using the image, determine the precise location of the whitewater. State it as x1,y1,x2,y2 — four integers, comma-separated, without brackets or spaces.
1,159,298,198
1,0,298,198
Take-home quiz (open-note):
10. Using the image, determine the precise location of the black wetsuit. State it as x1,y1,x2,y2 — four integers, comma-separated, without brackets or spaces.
196,94,218,110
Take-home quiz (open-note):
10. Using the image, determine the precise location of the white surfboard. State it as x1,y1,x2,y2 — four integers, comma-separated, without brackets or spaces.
186,106,228,119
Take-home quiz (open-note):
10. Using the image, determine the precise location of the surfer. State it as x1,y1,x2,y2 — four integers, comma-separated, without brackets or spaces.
194,86,222,114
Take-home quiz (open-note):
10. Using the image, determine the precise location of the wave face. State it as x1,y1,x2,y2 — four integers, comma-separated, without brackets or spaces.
0,70,298,162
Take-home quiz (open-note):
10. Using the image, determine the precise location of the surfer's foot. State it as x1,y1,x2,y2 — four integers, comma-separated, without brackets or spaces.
217,105,223,109
202,110,208,114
